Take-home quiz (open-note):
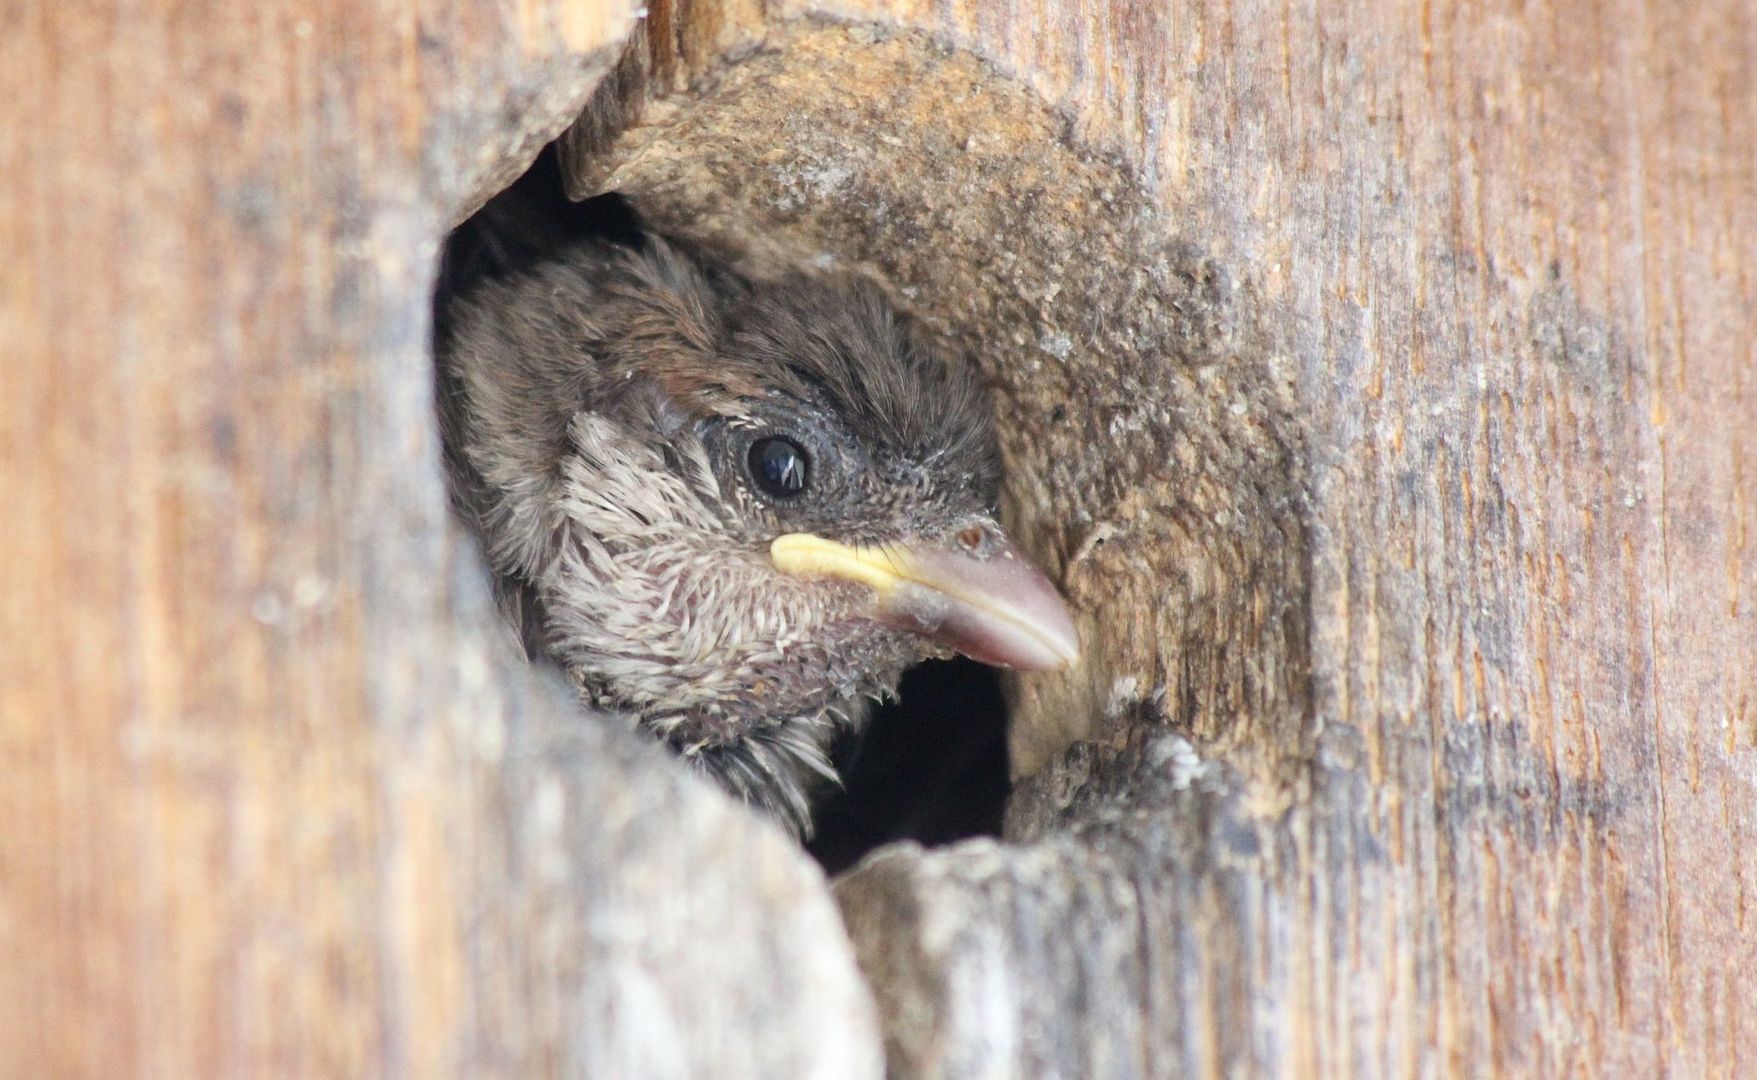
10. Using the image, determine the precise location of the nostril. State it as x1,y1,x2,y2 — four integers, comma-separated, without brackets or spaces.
957,525,986,552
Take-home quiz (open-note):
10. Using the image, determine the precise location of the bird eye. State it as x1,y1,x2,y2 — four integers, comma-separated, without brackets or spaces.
748,435,811,499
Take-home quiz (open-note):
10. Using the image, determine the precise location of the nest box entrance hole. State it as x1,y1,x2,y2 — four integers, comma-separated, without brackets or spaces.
433,16,1311,873
435,136,1019,873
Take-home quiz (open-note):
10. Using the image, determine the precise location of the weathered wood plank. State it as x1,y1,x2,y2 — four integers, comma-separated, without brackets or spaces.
0,2,879,1076
588,4,1757,1074
4,0,1752,1075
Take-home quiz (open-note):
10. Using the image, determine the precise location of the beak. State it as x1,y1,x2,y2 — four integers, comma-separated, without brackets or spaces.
770,524,1080,671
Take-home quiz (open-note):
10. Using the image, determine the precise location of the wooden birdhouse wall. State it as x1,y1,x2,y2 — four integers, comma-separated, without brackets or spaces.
5,0,1755,1076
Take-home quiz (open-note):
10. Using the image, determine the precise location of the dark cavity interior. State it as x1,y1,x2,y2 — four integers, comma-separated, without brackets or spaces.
435,145,644,327
436,142,1013,875
807,657,1009,876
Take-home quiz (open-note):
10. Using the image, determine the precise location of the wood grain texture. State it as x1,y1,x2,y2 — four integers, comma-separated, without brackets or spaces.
4,0,1753,1075
0,2,879,1077
782,0,1757,1073
579,2,1756,1075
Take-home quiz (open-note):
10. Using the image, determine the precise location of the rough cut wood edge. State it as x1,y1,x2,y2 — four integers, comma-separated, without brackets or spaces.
838,728,1264,1077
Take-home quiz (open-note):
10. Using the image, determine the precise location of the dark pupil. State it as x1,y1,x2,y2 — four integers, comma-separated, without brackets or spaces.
750,436,810,498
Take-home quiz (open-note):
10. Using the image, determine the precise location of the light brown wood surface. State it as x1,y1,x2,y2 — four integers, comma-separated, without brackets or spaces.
4,0,1752,1075
0,3,878,1077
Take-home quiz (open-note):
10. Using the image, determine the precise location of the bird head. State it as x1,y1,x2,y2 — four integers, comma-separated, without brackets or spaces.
439,233,1078,830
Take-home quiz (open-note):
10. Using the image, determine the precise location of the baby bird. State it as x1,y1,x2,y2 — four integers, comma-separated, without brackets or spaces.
436,207,1078,835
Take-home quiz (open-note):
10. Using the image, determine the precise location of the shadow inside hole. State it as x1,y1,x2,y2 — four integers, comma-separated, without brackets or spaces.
807,657,1010,877
436,144,643,331
437,141,1014,874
